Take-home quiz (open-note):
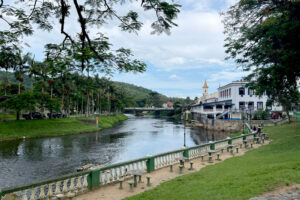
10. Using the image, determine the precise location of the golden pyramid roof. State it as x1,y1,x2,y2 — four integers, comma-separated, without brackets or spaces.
203,80,208,88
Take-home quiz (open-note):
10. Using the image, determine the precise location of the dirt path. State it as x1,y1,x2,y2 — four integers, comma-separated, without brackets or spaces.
75,142,269,200
249,184,300,200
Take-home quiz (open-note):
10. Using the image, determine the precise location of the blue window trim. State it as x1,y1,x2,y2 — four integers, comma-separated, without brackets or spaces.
257,101,263,110
239,101,245,110
248,101,254,110
248,88,254,97
239,87,245,97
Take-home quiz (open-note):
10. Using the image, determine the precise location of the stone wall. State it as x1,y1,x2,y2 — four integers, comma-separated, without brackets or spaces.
191,119,288,132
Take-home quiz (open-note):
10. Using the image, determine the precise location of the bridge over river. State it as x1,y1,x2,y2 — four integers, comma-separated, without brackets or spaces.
124,107,174,111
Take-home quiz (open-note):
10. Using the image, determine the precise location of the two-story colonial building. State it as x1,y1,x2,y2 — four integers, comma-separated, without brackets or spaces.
191,80,282,120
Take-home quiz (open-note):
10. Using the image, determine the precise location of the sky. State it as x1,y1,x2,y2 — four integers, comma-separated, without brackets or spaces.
11,0,249,99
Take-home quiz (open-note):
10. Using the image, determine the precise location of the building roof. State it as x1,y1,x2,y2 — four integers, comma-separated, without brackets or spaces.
202,80,208,88
218,80,248,90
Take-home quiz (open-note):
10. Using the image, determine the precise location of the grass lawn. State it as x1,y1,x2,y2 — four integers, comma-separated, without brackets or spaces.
126,123,300,200
0,113,16,121
0,114,127,141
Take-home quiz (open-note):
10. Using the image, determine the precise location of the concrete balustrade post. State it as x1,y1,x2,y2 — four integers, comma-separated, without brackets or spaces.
88,170,100,190
183,148,189,159
209,141,215,151
146,154,155,173
39,185,46,199
22,190,27,200
226,137,231,152
170,164,173,172
146,176,151,186
47,184,53,198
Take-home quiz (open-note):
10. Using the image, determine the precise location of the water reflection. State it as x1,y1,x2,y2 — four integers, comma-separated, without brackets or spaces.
0,115,231,188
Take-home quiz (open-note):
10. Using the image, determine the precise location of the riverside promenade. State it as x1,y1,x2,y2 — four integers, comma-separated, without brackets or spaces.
75,140,268,200
0,124,264,200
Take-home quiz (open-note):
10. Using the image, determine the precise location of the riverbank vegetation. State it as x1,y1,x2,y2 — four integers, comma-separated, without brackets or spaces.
0,114,127,141
126,123,300,200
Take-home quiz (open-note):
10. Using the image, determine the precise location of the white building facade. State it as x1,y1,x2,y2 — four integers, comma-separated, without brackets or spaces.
191,81,282,120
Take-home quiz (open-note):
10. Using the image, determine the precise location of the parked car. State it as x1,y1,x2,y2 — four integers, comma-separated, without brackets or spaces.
23,112,45,120
47,111,66,118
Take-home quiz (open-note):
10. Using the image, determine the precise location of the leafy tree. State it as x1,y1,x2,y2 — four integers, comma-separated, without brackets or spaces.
0,83,25,96
148,91,163,107
0,0,180,73
223,0,300,122
0,92,60,120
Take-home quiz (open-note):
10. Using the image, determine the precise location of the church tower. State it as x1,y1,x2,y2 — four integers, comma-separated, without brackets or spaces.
203,80,208,96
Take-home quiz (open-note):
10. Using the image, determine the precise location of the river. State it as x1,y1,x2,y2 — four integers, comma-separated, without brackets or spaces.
0,115,231,188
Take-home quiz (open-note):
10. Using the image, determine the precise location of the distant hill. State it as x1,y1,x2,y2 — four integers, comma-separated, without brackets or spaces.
0,71,32,89
0,71,186,106
113,81,169,101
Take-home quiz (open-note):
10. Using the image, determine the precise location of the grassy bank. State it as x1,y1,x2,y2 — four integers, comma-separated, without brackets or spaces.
126,123,300,200
0,114,128,141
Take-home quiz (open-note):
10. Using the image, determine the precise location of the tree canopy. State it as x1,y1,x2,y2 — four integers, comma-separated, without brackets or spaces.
0,0,180,74
223,0,300,119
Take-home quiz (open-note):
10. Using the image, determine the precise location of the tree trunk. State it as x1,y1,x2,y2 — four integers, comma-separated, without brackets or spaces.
108,92,110,114
86,91,89,117
50,86,53,99
18,82,21,94
62,84,65,114
81,95,84,115
16,111,20,120
16,81,21,120
99,91,102,114
284,104,291,123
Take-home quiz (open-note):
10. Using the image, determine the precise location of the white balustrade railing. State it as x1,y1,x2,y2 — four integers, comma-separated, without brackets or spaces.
188,145,210,159
154,151,183,170
232,137,243,145
215,140,228,150
246,134,254,142
99,159,147,185
7,174,89,200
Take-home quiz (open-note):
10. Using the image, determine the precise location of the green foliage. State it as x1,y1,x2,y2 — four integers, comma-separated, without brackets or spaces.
0,83,25,95
223,0,300,121
126,123,300,200
0,92,60,114
0,0,180,74
253,110,271,120
0,71,186,113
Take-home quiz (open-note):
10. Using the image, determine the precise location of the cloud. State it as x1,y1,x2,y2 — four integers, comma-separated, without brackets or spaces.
168,74,180,80
208,70,250,83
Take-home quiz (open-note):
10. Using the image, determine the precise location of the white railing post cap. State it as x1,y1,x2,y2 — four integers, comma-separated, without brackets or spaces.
226,137,230,139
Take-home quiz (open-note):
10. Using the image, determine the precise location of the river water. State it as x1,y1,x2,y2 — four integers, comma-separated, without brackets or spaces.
0,115,231,188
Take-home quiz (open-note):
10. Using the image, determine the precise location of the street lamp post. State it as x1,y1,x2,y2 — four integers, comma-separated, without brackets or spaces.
183,123,186,147
242,108,245,134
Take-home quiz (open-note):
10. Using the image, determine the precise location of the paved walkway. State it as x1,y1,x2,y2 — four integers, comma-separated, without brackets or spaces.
250,185,300,200
75,142,269,200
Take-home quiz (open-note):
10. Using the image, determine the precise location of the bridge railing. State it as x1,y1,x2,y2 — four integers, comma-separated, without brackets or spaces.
0,132,256,200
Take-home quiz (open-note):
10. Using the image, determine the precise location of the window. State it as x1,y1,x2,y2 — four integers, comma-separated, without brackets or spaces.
248,102,254,110
239,87,245,96
248,88,254,96
239,101,245,110
257,102,263,110
229,88,231,97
